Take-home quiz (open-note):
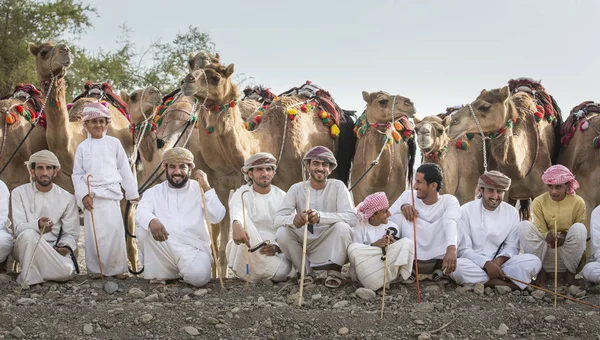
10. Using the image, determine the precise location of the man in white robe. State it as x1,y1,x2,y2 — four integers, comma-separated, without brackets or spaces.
582,206,600,283
450,171,541,290
72,102,139,278
275,146,356,288
11,150,79,285
226,152,292,283
0,179,13,271
389,163,460,276
136,147,225,287
348,192,414,291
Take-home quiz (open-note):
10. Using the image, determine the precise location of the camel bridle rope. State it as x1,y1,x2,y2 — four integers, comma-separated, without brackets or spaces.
129,86,163,167
467,103,489,172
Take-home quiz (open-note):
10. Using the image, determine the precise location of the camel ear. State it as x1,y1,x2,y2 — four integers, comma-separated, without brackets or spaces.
499,86,510,101
120,91,129,104
413,117,421,126
441,115,452,127
188,53,196,70
28,43,39,56
362,91,372,104
480,89,487,95
225,64,235,78
214,53,220,62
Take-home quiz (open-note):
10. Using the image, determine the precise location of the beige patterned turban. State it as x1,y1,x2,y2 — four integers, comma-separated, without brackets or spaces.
477,170,511,191
161,147,195,169
25,150,60,170
242,152,277,182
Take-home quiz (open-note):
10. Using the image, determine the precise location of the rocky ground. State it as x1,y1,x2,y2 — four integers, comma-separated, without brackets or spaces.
1,228,600,339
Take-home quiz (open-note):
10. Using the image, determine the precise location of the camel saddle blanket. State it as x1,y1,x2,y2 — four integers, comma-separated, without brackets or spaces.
71,82,130,122
561,101,600,147
242,85,276,104
279,81,341,125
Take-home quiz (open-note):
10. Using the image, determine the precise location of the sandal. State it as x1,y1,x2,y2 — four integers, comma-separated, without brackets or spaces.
324,270,343,289
298,275,314,286
432,269,451,284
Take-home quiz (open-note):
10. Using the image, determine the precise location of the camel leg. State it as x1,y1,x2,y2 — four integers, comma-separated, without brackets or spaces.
219,217,230,278
211,223,220,278
120,200,138,273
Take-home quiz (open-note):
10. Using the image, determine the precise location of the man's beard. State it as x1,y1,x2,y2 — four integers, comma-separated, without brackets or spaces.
253,177,272,188
309,169,328,182
167,172,189,188
34,175,53,187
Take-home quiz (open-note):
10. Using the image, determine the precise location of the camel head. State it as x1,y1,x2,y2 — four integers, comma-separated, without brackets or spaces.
187,51,221,71
414,115,452,153
447,86,516,140
121,87,163,123
362,91,416,124
181,63,240,107
28,42,73,81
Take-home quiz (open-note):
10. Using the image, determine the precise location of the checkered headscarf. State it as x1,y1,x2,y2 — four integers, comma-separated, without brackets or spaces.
356,192,389,222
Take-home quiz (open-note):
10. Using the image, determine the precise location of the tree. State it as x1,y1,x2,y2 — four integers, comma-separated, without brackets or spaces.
0,0,95,95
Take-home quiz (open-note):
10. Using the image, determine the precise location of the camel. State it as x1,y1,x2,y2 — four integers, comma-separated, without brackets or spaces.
447,79,562,218
559,101,600,230
414,108,485,205
0,84,48,192
350,91,416,205
29,42,139,271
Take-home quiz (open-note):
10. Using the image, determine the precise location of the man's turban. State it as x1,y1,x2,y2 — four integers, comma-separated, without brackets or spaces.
541,165,579,195
242,152,277,182
302,146,337,171
477,170,511,191
25,150,60,170
161,147,195,169
356,192,389,222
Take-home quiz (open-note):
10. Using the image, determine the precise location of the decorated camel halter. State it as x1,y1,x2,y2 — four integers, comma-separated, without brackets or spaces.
466,103,490,173
129,86,163,167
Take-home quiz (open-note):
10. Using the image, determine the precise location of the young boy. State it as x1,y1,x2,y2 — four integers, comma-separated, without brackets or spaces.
72,102,139,279
348,192,414,291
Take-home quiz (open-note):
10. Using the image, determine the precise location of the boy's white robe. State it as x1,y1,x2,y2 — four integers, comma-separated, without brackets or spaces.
582,206,600,282
0,180,13,263
225,184,292,283
72,135,139,276
348,220,414,290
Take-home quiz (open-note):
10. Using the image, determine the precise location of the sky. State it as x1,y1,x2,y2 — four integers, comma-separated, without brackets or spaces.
77,0,600,119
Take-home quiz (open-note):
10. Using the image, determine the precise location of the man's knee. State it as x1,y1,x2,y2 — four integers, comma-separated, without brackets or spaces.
331,222,352,238
183,262,211,287
16,229,39,244
451,258,481,284
568,223,587,242
517,221,536,237
513,254,542,273
275,227,296,247
583,262,600,282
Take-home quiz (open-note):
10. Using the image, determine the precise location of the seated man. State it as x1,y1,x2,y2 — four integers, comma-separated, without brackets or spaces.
581,206,600,283
135,147,226,287
275,146,356,288
11,150,79,285
226,152,293,283
450,171,541,290
348,192,414,291
0,179,12,272
390,163,460,277
518,165,587,286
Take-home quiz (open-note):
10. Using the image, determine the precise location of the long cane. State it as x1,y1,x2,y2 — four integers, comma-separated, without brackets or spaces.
381,243,389,319
200,186,225,290
86,174,104,281
241,190,250,290
410,180,421,303
554,214,558,310
506,276,600,311
20,221,50,289
298,184,311,307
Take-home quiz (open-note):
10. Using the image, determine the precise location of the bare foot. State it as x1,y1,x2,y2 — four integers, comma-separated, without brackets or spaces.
565,271,581,286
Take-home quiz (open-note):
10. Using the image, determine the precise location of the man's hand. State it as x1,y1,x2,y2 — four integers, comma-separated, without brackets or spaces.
293,213,308,228
400,203,419,222
38,217,54,233
82,195,93,211
484,260,505,279
149,219,169,242
304,209,320,225
232,221,250,247
557,232,566,247
442,245,457,275
54,243,70,256
260,244,281,256
192,170,211,192
371,235,394,248
546,231,557,248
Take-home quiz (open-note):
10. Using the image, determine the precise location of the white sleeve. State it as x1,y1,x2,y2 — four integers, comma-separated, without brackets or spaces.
0,181,9,230
202,187,226,224
591,206,600,261
457,207,488,268
11,189,39,235
135,188,157,230
71,144,89,209
274,185,299,227
498,208,520,259
443,195,461,247
389,190,412,220
116,143,140,200
58,195,80,251
228,186,246,228
318,183,357,227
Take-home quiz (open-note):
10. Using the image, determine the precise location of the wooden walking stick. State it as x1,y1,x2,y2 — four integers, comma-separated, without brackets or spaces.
410,180,421,304
86,174,104,281
505,276,600,311
241,190,250,290
200,186,225,290
381,243,389,318
554,215,558,311
20,221,50,290
298,184,311,307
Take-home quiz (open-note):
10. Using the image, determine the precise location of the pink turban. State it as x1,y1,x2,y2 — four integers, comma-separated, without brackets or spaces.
82,102,112,123
356,192,389,222
541,165,579,195
302,146,337,171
